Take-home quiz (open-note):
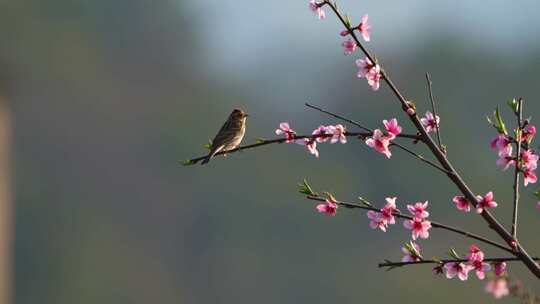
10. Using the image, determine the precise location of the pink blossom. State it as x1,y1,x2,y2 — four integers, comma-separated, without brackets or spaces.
356,57,376,78
537,201,540,210
316,198,338,215
420,111,440,133
406,107,415,115
312,125,330,143
341,39,357,55
401,242,422,262
305,139,319,158
379,197,398,225
328,124,347,144
365,129,392,158
308,0,326,19
367,210,387,231
366,66,382,91
490,134,510,150
355,57,382,91
357,14,371,42
521,149,538,170
522,124,536,143
452,195,471,212
523,169,537,186
485,278,510,299
403,217,431,240
494,262,507,276
467,245,491,280
444,262,473,281
276,122,298,143
475,191,497,214
496,145,515,170
383,118,402,140
406,201,429,219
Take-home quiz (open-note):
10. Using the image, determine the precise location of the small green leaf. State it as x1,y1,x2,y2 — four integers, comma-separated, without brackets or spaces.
298,179,317,196
203,139,213,150
181,159,195,166
255,138,267,144
448,248,461,259
507,98,519,114
344,14,352,28
357,197,372,206
495,107,508,135
533,190,540,199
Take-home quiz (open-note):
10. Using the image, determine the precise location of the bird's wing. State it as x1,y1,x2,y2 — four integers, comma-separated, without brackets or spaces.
210,117,234,147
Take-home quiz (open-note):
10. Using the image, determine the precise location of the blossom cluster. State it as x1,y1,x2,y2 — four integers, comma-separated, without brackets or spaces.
443,245,506,283
276,122,347,158
276,119,403,159
365,197,432,241
365,118,401,158
309,1,381,91
490,124,538,186
452,191,497,214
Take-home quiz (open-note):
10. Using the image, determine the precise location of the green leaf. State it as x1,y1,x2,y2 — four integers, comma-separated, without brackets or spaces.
507,98,519,114
487,108,508,134
344,14,352,28
255,138,267,144
495,107,508,135
357,196,372,206
448,248,461,259
203,139,212,150
180,159,195,166
533,190,540,199
298,179,317,196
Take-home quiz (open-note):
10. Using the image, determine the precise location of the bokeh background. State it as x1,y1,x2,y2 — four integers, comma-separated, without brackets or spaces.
3,0,540,303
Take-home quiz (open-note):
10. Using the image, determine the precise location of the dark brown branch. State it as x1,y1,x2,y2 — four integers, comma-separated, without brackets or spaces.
425,73,443,151
183,131,421,165
306,195,513,254
321,0,540,278
512,98,523,238
379,257,540,268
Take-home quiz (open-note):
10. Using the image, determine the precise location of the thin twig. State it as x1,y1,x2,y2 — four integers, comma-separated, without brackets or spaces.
305,103,372,132
305,103,450,174
321,1,540,277
389,142,450,175
183,131,421,164
512,98,523,238
379,257,540,268
306,195,513,254
425,73,443,151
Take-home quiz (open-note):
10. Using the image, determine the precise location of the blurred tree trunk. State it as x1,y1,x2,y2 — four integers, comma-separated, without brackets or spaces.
0,99,11,304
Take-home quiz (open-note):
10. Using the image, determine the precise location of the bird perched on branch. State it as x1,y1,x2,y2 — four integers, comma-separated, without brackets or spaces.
201,108,248,165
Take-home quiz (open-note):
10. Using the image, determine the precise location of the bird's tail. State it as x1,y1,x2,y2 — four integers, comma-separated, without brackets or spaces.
200,146,224,165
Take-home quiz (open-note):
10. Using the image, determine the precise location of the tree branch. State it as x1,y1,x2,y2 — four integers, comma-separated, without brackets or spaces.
425,73,443,151
321,0,540,278
305,103,450,174
306,195,513,254
512,98,523,238
379,257,540,268
183,131,421,165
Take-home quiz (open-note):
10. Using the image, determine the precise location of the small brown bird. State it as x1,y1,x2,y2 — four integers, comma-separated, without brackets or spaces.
201,108,248,165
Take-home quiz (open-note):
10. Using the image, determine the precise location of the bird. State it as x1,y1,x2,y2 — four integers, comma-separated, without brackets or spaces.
201,108,248,165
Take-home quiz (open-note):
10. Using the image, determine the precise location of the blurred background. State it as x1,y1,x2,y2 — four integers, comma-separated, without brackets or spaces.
2,0,540,303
